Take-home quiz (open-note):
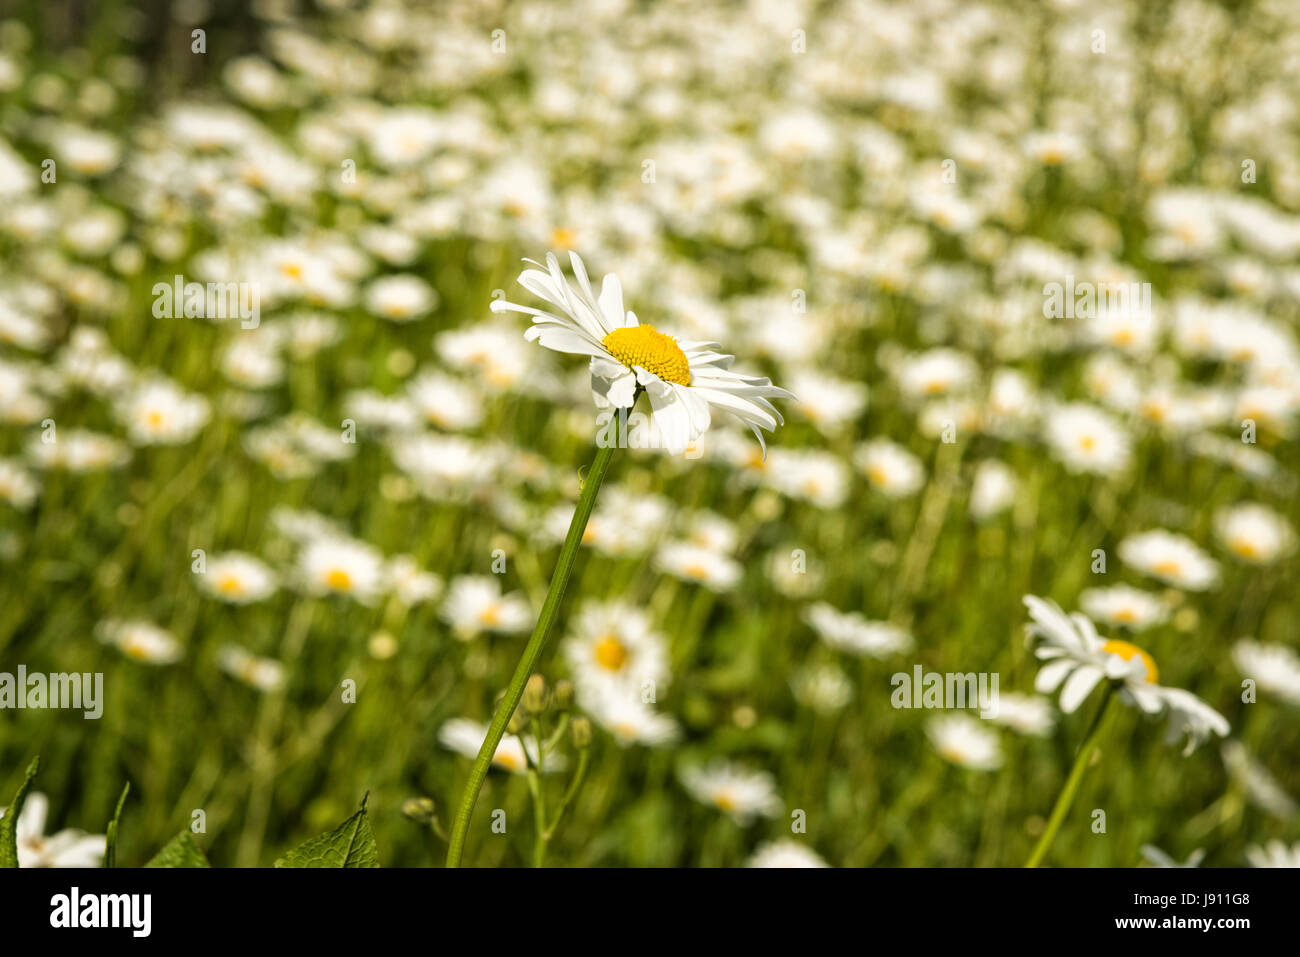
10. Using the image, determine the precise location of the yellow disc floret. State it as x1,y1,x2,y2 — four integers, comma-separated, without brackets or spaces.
602,325,691,386
1101,638,1159,684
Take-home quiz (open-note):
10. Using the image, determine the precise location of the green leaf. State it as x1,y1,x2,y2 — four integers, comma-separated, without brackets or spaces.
105,781,130,869
274,794,380,868
0,756,40,868
144,831,210,868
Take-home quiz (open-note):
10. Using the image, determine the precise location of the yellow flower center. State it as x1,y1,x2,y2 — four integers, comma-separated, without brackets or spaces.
494,751,520,771
479,606,501,627
594,635,628,671
714,792,738,812
602,325,691,386
326,568,353,591
217,575,244,597
1231,539,1257,559
1102,639,1159,684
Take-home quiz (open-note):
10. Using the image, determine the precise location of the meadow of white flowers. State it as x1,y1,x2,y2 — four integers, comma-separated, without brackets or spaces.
1,0,1298,869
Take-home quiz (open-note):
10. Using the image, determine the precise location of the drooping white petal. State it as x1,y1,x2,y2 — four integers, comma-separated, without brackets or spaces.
1059,665,1104,713
1034,657,1076,693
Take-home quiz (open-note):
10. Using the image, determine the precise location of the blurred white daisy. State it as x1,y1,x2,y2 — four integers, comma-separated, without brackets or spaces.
563,600,669,695
199,551,278,604
1214,503,1294,564
0,793,105,868
927,714,1003,771
654,542,742,591
363,274,438,322
1232,640,1300,706
989,692,1056,737
679,761,781,824
1140,845,1205,868
216,645,285,692
96,619,183,664
115,377,210,446
437,717,563,774
581,687,679,748
1118,530,1220,591
804,602,913,658
1078,584,1168,631
297,536,387,604
1246,840,1300,868
854,438,925,497
440,575,532,637
747,840,829,868
1043,403,1131,476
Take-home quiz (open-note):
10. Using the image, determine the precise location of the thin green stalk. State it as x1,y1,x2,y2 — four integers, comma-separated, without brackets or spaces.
445,441,617,867
1025,686,1114,868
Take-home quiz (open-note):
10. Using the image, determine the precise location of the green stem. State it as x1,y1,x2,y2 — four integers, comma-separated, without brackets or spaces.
1025,686,1114,868
545,748,590,840
445,442,617,867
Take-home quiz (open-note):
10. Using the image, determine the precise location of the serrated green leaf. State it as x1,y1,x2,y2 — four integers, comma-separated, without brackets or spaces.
274,795,380,868
105,781,130,868
0,756,40,868
144,830,210,868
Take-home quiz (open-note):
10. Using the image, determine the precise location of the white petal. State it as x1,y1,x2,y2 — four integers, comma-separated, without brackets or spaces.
1059,665,1104,713
1034,657,1075,693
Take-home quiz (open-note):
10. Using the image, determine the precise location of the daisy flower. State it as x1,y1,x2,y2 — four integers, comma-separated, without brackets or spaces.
927,715,1003,771
384,555,443,606
363,274,438,322
1214,503,1294,564
437,718,563,774
491,251,793,456
1246,840,1300,868
95,619,183,664
27,429,130,472
217,645,285,692
0,793,105,868
969,459,1017,520
297,536,387,604
1118,530,1220,591
747,840,829,868
653,541,743,591
580,688,679,748
679,761,782,825
1042,403,1131,476
562,600,670,695
440,575,533,637
199,551,278,604
804,602,913,658
1024,595,1228,753
115,376,211,446
989,692,1056,737
0,458,39,509
790,663,853,713
1140,845,1206,868
854,438,926,497
1232,640,1300,705
1078,584,1168,631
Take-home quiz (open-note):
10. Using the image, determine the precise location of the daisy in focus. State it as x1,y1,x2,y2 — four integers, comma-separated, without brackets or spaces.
491,251,794,456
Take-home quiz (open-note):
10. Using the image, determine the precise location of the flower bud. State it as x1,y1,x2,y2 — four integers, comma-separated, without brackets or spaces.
523,674,548,714
571,716,592,749
401,797,436,823
552,679,575,711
